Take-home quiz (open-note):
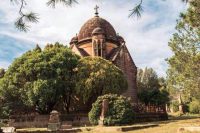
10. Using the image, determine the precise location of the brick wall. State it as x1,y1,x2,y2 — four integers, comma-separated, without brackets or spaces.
113,45,138,103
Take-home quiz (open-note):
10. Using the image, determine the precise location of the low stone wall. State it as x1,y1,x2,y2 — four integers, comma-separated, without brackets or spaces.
8,114,90,128
8,112,167,128
9,115,49,128
135,112,168,122
60,114,90,126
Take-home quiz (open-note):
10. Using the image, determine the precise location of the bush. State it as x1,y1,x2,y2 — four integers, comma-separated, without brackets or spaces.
189,99,200,114
170,100,179,112
0,103,11,119
88,94,135,126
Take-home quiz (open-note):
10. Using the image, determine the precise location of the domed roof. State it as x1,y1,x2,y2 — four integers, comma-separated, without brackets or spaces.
92,27,105,35
117,35,125,43
70,36,78,45
78,16,117,42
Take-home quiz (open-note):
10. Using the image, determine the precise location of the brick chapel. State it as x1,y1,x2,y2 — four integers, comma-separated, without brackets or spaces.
69,6,138,103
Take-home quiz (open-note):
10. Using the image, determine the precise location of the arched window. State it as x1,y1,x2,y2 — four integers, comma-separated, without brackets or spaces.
97,40,102,57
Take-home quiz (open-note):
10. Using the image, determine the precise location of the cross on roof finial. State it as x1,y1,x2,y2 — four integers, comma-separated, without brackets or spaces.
94,5,99,16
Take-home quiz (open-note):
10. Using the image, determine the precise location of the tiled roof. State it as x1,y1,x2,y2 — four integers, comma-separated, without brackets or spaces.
78,16,117,42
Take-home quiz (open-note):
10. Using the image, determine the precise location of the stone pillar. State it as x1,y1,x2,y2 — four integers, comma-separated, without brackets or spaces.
178,93,184,114
98,99,109,126
48,110,60,131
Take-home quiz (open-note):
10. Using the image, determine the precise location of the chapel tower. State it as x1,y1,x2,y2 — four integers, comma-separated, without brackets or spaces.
70,6,138,103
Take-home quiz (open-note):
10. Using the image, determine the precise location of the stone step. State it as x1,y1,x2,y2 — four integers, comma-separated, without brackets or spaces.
60,124,72,129
60,121,72,129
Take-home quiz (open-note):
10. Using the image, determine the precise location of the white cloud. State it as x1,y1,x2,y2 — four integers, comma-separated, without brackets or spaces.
0,61,11,69
0,0,186,76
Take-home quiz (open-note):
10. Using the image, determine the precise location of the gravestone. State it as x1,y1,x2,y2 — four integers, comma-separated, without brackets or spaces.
47,110,60,131
98,99,109,126
1,127,16,133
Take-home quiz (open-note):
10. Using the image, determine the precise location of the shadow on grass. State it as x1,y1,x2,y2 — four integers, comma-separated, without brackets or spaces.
121,124,159,132
134,115,200,126
169,115,200,121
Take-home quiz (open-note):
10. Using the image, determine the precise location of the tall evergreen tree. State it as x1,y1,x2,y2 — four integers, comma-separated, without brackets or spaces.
167,0,200,104
137,67,169,105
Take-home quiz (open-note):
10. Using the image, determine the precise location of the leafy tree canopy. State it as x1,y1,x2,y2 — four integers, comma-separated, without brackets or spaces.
0,43,80,114
0,68,5,78
167,0,200,106
75,57,128,106
137,67,169,105
181,0,200,28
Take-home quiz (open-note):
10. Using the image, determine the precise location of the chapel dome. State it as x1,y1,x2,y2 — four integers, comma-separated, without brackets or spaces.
78,16,117,42
117,35,125,43
92,27,105,35
70,36,78,45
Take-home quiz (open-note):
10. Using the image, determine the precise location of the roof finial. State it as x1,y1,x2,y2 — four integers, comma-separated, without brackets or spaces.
94,5,99,17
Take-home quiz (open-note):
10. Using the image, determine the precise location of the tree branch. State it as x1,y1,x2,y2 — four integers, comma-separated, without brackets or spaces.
11,0,39,32
129,0,143,18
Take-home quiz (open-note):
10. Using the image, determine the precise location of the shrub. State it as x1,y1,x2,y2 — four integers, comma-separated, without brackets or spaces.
88,94,135,126
170,100,179,112
0,102,11,119
189,99,200,114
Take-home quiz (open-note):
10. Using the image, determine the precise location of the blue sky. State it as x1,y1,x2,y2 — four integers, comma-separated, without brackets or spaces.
0,0,186,76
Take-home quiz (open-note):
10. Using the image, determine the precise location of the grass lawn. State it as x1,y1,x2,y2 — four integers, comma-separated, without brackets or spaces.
15,114,200,133
81,115,200,133
17,128,47,132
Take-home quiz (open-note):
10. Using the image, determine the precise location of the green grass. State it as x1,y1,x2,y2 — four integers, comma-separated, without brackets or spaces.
80,115,200,133
0,122,5,127
16,128,47,132
14,115,200,133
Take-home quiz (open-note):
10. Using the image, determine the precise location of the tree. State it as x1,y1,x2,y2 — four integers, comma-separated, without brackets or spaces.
167,22,200,101
137,67,160,92
0,43,79,114
137,67,169,105
129,0,189,18
75,57,127,108
10,0,188,31
167,0,200,110
181,0,200,28
0,68,5,78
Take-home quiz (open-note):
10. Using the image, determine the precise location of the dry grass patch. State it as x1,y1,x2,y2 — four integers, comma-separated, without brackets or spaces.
81,116,200,133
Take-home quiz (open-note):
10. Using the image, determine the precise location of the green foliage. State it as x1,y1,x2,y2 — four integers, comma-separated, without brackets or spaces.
129,0,143,18
189,99,200,114
11,0,188,31
0,104,11,119
167,4,200,105
0,43,79,114
170,100,179,112
137,67,169,105
47,0,78,8
0,68,5,78
76,57,127,105
167,0,200,112
88,94,135,126
137,67,160,92
138,89,169,106
181,0,200,28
